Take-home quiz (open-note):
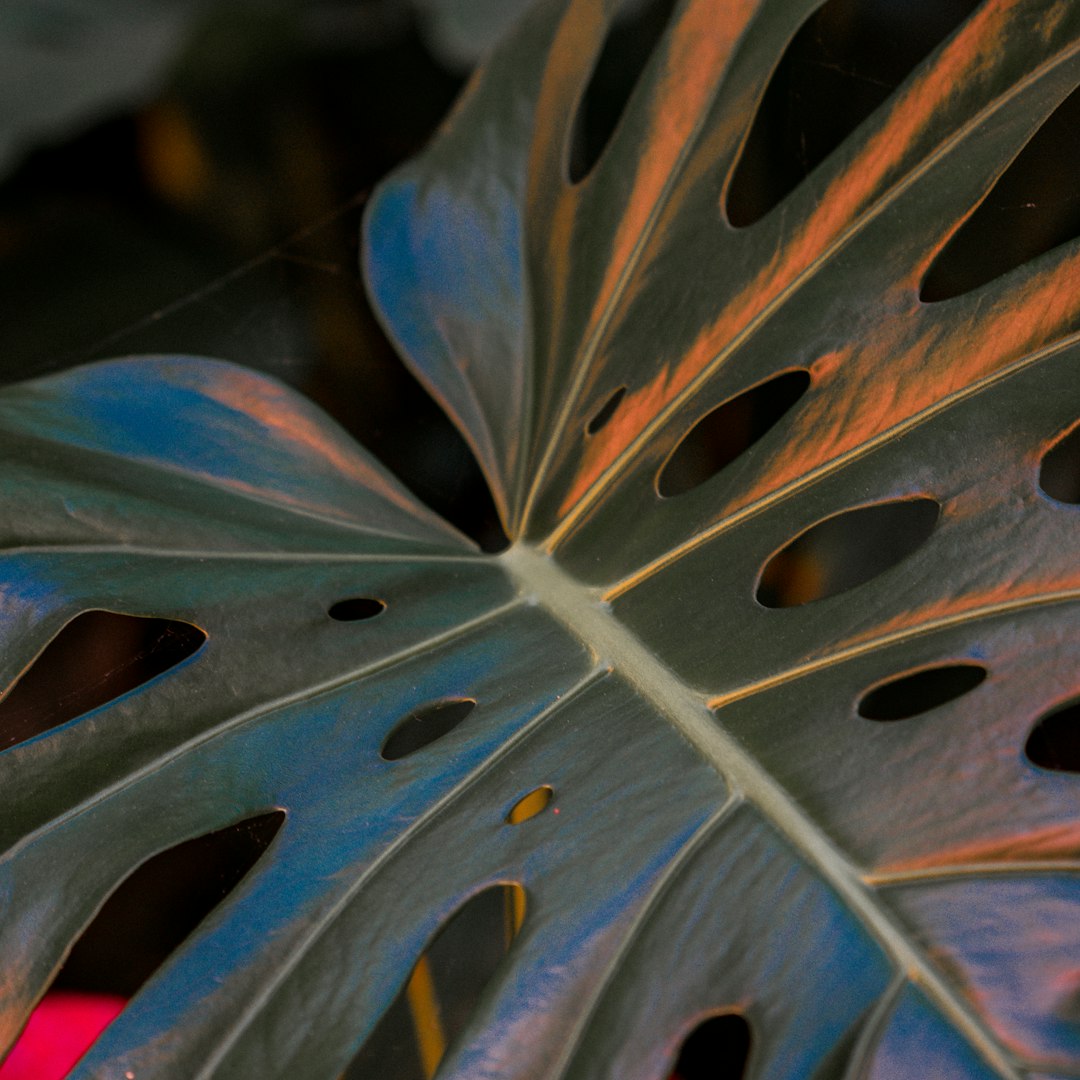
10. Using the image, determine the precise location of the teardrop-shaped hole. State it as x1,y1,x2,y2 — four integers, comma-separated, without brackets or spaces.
726,0,981,226
757,497,939,608
657,370,809,497
586,386,627,435
506,785,553,824
858,663,986,721
381,698,476,761
1026,699,1080,772
567,0,679,183
670,1012,752,1080
1039,422,1080,504
0,611,206,752
328,597,386,622
345,883,526,1079
921,85,1080,301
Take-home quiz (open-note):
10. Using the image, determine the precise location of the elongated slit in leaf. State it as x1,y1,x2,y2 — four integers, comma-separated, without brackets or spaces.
725,0,981,227
6,812,285,1069
381,698,477,760
669,1012,751,1080
587,386,627,435
1025,699,1080,772
857,664,986,721
344,883,526,1079
0,611,206,752
566,0,679,183
921,84,1080,302
657,370,809,497
756,497,939,608
1039,421,1080,505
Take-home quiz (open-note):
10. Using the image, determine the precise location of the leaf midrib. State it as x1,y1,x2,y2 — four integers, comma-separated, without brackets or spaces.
502,544,1021,1079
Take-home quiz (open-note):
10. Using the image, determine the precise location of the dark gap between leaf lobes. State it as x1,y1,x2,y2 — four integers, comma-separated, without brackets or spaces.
0,611,206,752
344,883,526,1079
567,0,679,183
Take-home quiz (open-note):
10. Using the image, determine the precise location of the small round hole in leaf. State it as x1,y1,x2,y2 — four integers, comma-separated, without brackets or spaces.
328,597,386,622
1026,699,1080,772
757,497,939,608
381,698,476,761
586,386,627,435
670,1012,751,1080
658,371,809,498
1039,423,1080,504
506,786,553,824
858,664,986,721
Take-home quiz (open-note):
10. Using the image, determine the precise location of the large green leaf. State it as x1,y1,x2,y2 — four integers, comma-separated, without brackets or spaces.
4,0,1080,1077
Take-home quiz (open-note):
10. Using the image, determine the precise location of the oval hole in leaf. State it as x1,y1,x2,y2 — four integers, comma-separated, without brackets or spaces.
670,1012,752,1080
657,370,810,498
921,85,1080,301
0,611,206,752
857,664,986,721
52,811,284,997
506,785,553,824
328,597,386,622
1026,699,1080,772
756,497,940,608
566,0,679,183
344,883,526,1079
1039,422,1080,504
726,0,981,226
586,385,627,435
381,698,477,761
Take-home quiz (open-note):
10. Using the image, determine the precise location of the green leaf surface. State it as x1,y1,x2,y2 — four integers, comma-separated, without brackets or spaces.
5,0,1080,1077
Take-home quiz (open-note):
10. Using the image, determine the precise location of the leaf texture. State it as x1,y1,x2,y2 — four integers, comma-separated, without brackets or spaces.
4,0,1080,1078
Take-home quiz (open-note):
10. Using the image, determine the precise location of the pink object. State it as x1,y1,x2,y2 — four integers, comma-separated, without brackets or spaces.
0,992,126,1079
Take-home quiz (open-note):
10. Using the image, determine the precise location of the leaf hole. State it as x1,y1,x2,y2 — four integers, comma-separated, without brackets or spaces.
657,370,810,497
1039,422,1080,504
566,0,679,183
921,84,1080,301
328,597,386,622
506,785,553,824
1026,699,1080,772
857,663,986,721
726,0,981,226
0,611,206,753
2,810,287,1073
669,1012,751,1080
345,883,526,1079
756,497,939,608
53,811,284,998
381,698,477,761
586,385,627,435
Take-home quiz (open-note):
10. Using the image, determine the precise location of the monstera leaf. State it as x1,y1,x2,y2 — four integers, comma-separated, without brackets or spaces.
4,0,1080,1076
